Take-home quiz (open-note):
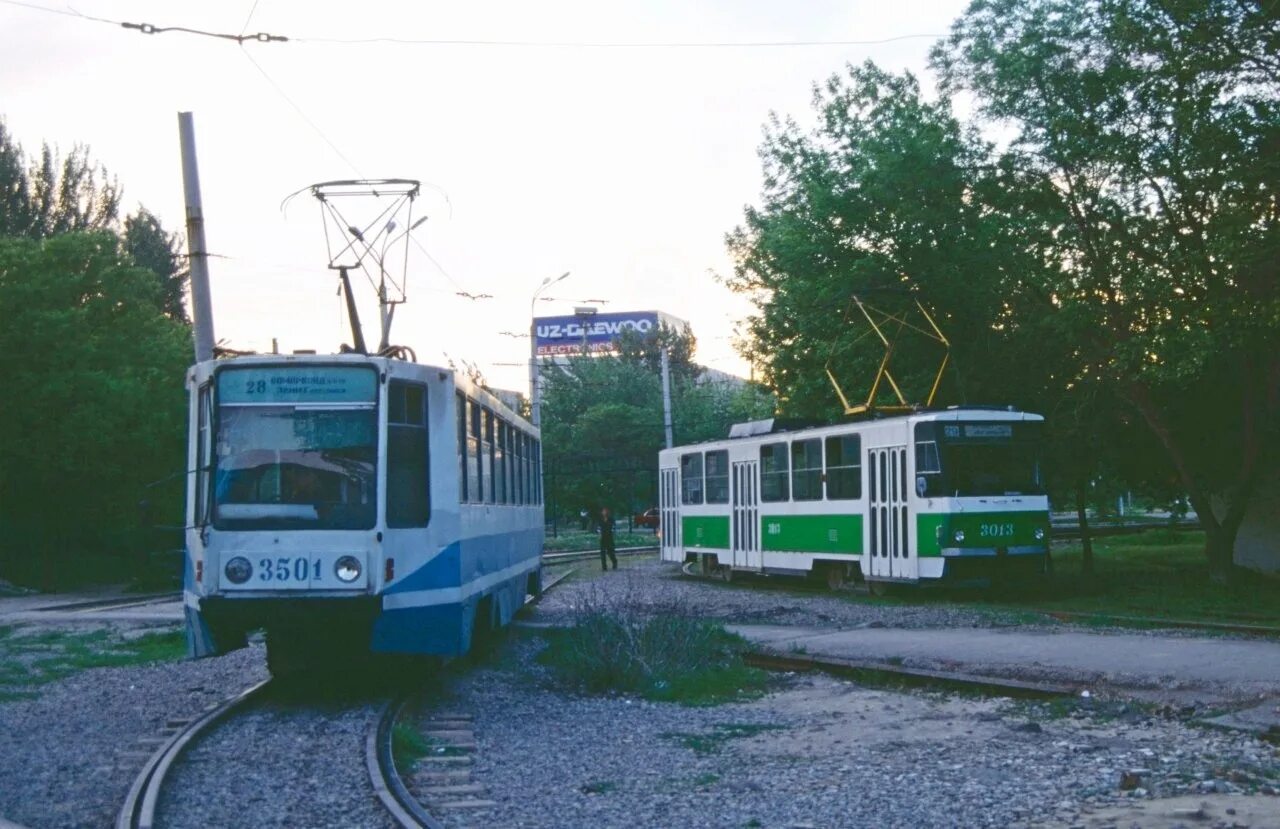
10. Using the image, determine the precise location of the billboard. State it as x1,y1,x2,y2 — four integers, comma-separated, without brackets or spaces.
533,310,684,356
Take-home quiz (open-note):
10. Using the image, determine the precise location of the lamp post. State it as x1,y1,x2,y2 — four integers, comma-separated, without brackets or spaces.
529,271,569,428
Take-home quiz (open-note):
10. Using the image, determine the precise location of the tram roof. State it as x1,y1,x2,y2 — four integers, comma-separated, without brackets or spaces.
671,406,1043,452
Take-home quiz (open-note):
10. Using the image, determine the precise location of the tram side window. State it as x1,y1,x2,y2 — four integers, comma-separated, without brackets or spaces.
532,437,542,504
481,409,495,504
503,423,514,504
494,419,507,504
388,381,430,527
195,383,212,525
681,453,704,504
456,393,468,500
825,434,862,500
760,442,790,502
511,428,523,505
705,450,729,504
791,438,822,501
467,400,482,502
915,434,942,498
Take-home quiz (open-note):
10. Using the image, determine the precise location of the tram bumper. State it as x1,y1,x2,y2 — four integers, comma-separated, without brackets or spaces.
188,594,381,658
940,545,1048,583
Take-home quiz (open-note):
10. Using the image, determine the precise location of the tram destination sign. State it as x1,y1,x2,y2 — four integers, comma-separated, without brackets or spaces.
218,365,378,404
534,310,685,356
944,423,1015,439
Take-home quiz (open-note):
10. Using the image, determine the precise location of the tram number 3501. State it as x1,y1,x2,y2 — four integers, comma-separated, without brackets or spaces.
978,523,1015,538
258,556,322,583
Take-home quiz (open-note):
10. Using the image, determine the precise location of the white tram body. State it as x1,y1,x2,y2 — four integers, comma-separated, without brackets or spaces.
658,408,1049,586
182,353,544,667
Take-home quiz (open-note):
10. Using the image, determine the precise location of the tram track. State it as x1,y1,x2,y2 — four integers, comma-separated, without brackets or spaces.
120,568,575,829
116,679,272,829
119,675,434,829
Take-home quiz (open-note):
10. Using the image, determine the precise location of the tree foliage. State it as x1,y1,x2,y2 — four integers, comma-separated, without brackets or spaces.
933,0,1280,579
539,326,774,521
0,233,192,585
725,62,1060,419
0,119,187,321
727,0,1279,578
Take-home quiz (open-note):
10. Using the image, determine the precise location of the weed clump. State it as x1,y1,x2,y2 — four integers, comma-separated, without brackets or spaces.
538,580,768,705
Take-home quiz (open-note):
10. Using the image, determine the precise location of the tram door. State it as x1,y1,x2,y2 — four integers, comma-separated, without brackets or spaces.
660,467,681,559
867,446,916,581
730,460,761,570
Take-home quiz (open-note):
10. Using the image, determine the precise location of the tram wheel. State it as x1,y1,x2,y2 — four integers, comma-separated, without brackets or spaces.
720,564,735,584
867,579,893,598
700,554,717,577
825,564,847,591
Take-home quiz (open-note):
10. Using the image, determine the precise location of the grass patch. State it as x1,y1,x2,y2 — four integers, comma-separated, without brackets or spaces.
893,530,1280,629
0,627,186,697
662,722,786,755
537,582,770,704
391,722,433,772
580,780,617,795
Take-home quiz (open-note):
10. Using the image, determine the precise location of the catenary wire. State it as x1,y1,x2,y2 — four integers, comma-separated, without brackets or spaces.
7,2,944,51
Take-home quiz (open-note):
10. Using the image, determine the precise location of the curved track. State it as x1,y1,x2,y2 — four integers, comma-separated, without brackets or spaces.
116,679,271,829
369,697,444,829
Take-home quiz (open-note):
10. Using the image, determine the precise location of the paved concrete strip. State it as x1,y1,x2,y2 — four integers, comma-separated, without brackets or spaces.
728,625,1280,690
745,650,1078,698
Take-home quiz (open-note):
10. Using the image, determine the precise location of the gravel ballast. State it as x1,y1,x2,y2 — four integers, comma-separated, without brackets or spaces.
1,558,1277,829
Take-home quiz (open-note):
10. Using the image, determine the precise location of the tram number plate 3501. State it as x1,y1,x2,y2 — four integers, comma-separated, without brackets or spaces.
257,556,322,584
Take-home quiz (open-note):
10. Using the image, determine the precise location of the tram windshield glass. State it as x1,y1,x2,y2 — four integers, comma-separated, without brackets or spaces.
212,366,378,530
914,420,1043,498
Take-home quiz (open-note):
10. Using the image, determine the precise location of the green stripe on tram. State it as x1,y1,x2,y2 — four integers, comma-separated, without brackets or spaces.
761,514,862,554
916,511,1049,557
682,515,730,548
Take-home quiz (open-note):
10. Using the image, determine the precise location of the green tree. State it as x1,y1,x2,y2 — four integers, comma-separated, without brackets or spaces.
0,119,120,239
539,327,775,523
725,62,1058,421
0,118,188,321
0,233,191,587
933,0,1280,580
125,208,188,323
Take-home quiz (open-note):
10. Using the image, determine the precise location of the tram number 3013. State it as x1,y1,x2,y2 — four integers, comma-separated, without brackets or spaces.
258,556,322,583
978,523,1015,538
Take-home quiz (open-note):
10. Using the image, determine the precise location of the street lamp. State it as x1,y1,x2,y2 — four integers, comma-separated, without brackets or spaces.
530,271,569,428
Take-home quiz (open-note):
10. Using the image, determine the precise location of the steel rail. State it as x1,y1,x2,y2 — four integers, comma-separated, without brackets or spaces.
368,697,444,829
35,593,182,613
116,679,272,829
369,559,576,827
542,546,656,565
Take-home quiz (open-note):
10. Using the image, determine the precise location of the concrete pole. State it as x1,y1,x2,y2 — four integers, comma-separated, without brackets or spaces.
530,314,540,427
178,112,215,364
661,347,674,449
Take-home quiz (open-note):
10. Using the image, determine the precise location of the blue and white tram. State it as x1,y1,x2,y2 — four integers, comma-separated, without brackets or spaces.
182,352,544,672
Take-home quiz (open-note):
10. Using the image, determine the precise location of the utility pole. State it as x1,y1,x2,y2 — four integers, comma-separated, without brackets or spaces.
661,347,674,448
178,112,215,363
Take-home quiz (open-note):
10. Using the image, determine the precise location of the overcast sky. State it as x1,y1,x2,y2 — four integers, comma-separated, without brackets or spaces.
2,0,969,392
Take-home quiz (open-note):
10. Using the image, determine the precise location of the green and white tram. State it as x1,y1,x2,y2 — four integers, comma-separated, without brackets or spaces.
658,408,1049,588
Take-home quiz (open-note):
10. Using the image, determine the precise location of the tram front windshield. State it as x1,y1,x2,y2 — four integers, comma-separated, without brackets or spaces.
914,421,1043,498
212,367,378,530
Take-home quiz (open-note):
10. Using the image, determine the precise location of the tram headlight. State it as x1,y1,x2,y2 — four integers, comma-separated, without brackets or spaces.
953,529,966,543
1034,527,1046,541
224,556,252,585
334,555,362,583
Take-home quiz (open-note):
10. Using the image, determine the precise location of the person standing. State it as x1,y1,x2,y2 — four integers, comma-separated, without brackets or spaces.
599,506,618,570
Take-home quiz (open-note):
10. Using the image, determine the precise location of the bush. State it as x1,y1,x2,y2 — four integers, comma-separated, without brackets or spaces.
538,580,768,704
